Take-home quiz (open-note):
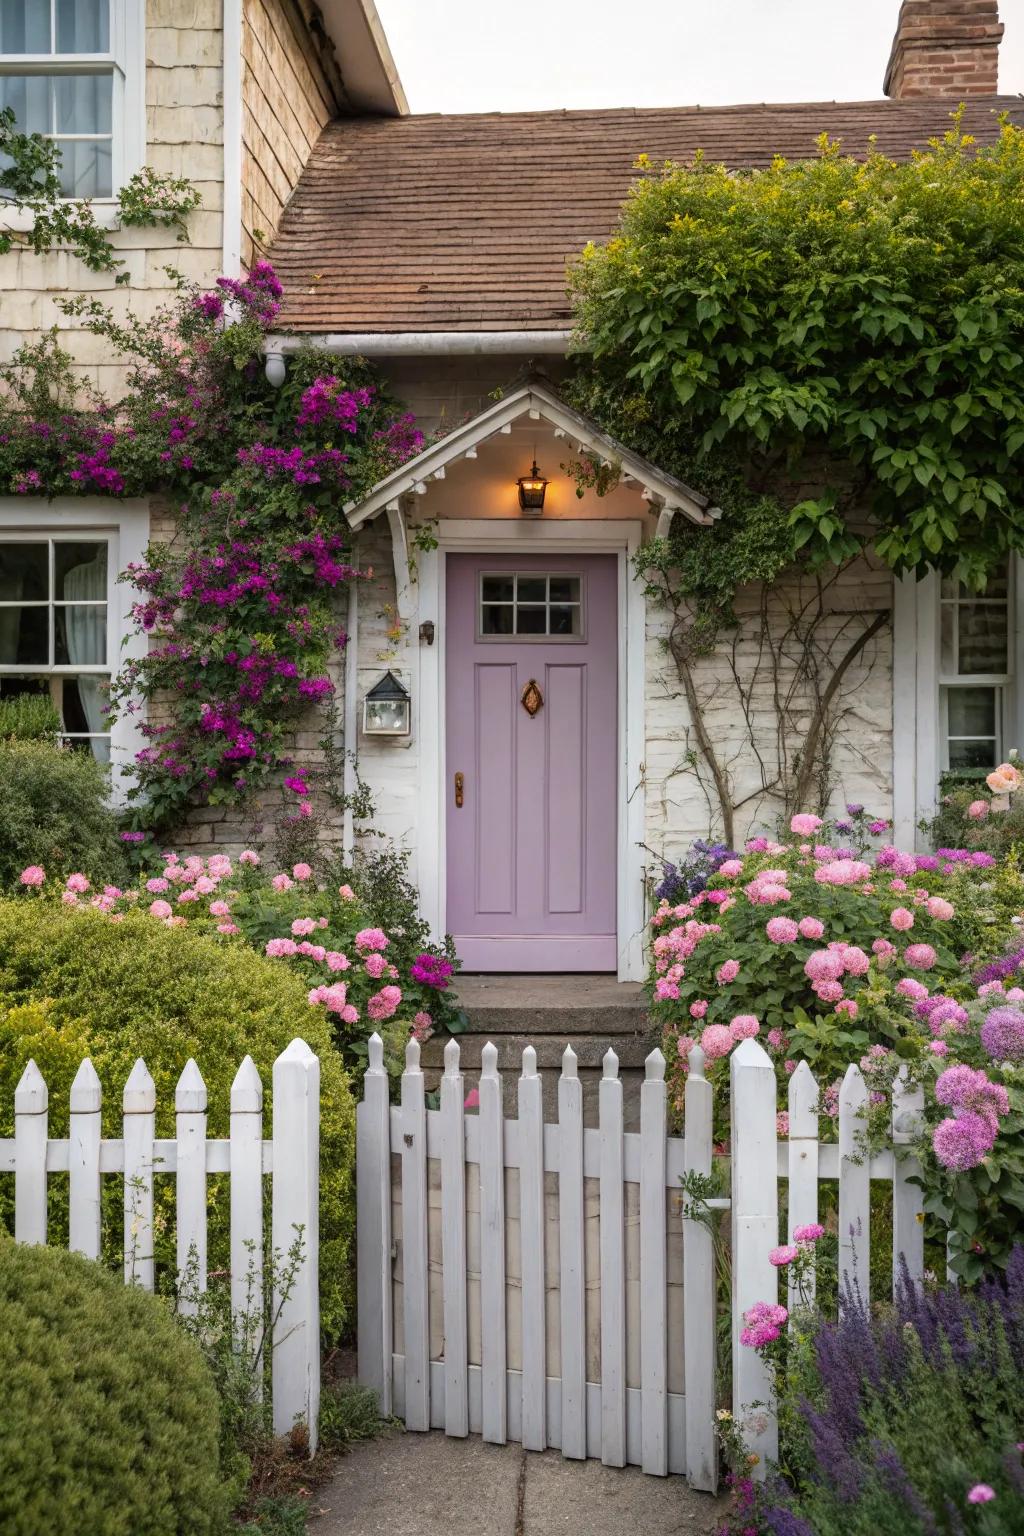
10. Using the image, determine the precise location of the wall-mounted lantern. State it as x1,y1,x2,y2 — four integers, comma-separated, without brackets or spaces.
362,670,411,735
517,460,548,516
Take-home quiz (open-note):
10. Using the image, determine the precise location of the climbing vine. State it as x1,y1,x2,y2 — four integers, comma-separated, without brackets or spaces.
0,261,424,834
567,111,1024,839
0,108,200,280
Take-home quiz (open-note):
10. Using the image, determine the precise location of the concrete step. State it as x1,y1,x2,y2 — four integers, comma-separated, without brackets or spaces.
423,974,654,1130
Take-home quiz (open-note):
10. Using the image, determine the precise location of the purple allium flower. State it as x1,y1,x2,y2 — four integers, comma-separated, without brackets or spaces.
932,1112,996,1170
980,1007,1024,1063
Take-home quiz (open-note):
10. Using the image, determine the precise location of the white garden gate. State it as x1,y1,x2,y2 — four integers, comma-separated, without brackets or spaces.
356,1032,720,1489
357,1033,930,1490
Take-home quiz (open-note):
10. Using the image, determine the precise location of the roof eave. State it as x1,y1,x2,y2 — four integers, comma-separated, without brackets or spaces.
344,379,716,530
317,0,408,116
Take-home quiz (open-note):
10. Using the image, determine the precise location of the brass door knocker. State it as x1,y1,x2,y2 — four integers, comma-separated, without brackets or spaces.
521,679,543,717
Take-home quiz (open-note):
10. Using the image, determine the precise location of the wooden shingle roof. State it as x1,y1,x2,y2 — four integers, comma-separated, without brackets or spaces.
268,96,1023,334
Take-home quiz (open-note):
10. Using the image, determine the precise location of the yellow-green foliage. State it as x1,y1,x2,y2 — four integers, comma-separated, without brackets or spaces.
0,1237,232,1536
0,901,356,1339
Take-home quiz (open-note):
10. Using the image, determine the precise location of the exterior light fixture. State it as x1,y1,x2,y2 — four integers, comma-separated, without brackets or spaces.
362,670,411,736
517,460,548,516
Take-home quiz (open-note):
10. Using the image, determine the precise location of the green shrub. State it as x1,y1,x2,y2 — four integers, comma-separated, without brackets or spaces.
0,1238,233,1536
0,740,123,890
0,902,357,1339
0,693,61,741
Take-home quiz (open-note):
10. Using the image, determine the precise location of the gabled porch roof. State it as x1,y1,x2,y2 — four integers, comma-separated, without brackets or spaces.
343,378,719,531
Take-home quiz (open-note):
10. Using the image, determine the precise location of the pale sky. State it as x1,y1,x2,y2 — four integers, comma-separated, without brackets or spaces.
375,0,1024,114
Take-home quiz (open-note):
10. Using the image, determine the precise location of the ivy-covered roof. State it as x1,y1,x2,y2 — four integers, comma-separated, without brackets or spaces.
269,96,1023,335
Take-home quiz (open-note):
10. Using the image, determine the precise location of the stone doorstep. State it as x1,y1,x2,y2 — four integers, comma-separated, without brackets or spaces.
421,1033,651,1074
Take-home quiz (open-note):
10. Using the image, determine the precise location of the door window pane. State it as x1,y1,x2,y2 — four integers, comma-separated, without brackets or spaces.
478,572,584,639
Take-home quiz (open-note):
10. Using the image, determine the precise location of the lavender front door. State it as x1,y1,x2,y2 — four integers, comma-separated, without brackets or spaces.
446,553,618,971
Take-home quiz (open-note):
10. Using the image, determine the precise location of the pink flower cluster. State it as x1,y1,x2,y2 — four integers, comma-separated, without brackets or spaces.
739,1300,788,1348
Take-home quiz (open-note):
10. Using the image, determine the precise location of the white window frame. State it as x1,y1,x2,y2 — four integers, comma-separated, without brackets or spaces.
892,558,1024,847
0,498,149,804
0,0,145,223
938,571,1013,774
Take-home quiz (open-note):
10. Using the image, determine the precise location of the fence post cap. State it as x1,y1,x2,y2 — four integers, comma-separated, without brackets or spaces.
443,1037,461,1075
481,1040,498,1076
687,1044,706,1081
230,1054,263,1111
367,1032,385,1072
601,1046,619,1079
14,1058,47,1113
644,1046,666,1081
278,1036,317,1065
404,1036,421,1072
840,1060,868,1099
521,1044,538,1079
730,1037,773,1071
175,1058,208,1113
123,1057,155,1113
70,1056,102,1112
561,1043,578,1078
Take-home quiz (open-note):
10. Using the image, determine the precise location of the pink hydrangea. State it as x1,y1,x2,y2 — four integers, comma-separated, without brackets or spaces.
798,916,825,940
730,1015,760,1041
208,855,232,878
61,891,79,906
814,980,845,1004
308,982,349,1014
271,873,293,892
689,999,709,1019
766,916,799,943
739,1300,788,1348
265,937,298,957
839,944,870,976
805,949,845,983
749,881,792,905
967,1485,996,1505
19,866,45,887
784,1059,797,1074
338,883,356,900
904,943,937,970
766,1028,786,1050
365,952,387,979
776,1111,789,1136
146,877,170,894
217,922,240,935
715,959,740,985
655,978,680,1001
928,1040,949,1056
291,917,317,937
355,927,389,953
967,800,989,821
700,1024,734,1060
890,907,914,932
239,849,261,866
835,999,859,1019
718,859,744,878
367,984,402,1022
790,813,823,836
769,1244,798,1266
872,937,897,958
677,1035,696,1059
925,896,954,921
193,876,217,895
814,860,871,887
148,899,173,919
293,862,313,881
65,873,90,894
209,900,231,918
793,1223,825,1243
897,976,929,1000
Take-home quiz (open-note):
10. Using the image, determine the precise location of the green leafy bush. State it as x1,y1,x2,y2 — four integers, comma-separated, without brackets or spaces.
0,902,357,1338
0,1238,233,1536
0,740,123,890
0,693,60,741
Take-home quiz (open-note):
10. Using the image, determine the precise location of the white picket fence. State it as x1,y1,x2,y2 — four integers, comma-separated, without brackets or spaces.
358,1033,930,1488
0,1039,322,1449
357,1031,720,1489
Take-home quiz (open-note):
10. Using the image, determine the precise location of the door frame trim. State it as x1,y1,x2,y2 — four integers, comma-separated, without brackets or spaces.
415,519,646,982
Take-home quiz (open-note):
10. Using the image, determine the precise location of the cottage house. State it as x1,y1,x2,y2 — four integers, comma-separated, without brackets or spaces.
1,0,1022,983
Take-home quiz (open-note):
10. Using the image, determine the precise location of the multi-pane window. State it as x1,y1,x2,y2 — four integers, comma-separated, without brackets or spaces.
939,565,1011,771
0,536,111,760
0,1,116,198
479,573,583,638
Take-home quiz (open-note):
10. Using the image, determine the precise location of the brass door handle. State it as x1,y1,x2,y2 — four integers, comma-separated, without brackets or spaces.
454,771,464,808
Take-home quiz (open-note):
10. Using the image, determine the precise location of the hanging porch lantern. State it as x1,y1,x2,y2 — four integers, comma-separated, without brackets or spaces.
517,460,548,516
362,669,411,735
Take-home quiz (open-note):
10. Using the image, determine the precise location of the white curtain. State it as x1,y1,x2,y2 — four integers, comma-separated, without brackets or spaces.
63,554,106,750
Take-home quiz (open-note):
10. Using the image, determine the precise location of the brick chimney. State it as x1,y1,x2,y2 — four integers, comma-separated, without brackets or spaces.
884,0,1003,97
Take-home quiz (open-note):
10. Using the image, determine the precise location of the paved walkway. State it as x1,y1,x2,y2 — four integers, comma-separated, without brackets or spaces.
313,1431,727,1536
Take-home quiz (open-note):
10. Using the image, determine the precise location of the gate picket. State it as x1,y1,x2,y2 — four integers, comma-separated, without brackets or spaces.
598,1047,626,1468
892,1066,925,1292
478,1041,507,1445
838,1064,870,1310
787,1062,819,1308
518,1046,546,1452
400,1039,430,1431
440,1039,469,1437
639,1048,668,1477
682,1046,716,1492
69,1059,102,1260
558,1045,587,1461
